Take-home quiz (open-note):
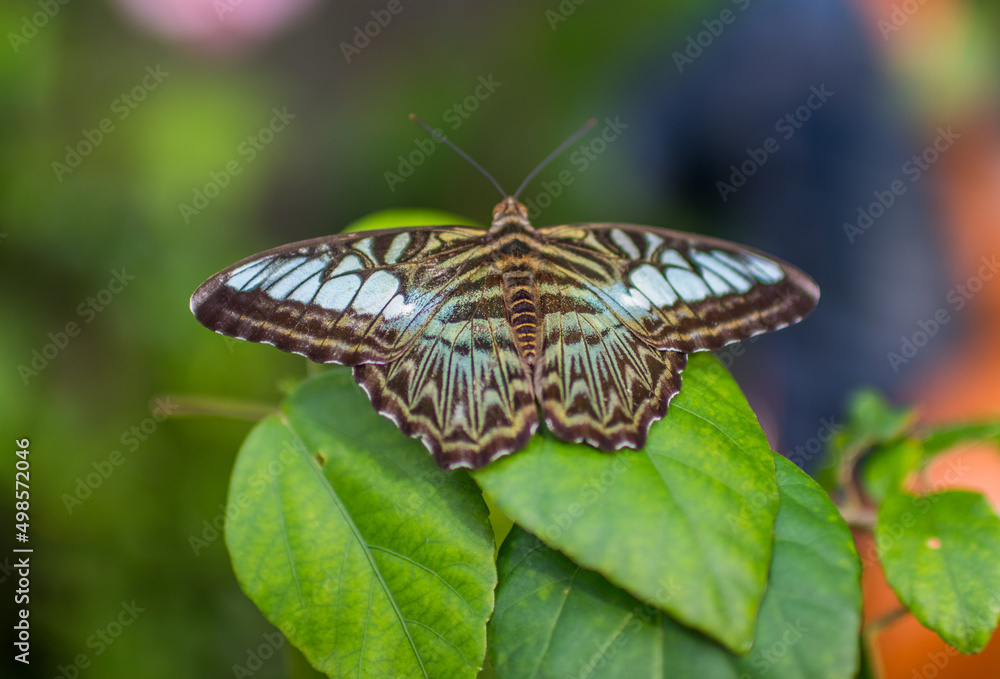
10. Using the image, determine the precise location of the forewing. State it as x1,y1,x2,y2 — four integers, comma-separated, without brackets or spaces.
535,265,688,451
355,266,538,470
190,227,489,365
538,223,819,353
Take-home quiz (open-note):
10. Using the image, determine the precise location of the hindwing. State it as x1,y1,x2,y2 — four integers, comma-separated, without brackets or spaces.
534,263,688,451
355,265,538,469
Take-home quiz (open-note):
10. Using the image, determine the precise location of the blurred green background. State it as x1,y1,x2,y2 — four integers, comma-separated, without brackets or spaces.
4,0,1000,677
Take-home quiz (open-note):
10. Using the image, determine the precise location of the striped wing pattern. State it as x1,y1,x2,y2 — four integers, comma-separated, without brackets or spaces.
538,224,819,353
534,262,688,450
355,265,538,469
191,228,488,364
191,228,537,468
192,209,818,469
527,224,816,452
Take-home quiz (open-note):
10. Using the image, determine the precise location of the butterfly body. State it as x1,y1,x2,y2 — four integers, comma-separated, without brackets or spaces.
490,198,543,363
192,197,818,469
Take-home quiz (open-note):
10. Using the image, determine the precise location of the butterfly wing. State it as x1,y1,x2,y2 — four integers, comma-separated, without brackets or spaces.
355,264,538,469
537,223,819,353
190,227,490,364
530,223,818,450
191,226,537,469
534,261,688,450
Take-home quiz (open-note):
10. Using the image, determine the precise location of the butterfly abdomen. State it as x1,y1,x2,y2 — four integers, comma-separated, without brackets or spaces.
501,266,539,363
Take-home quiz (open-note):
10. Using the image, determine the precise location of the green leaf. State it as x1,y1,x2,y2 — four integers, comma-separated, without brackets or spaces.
920,422,1000,457
489,454,862,679
225,369,496,679
834,388,916,456
474,354,778,652
876,490,1000,653
818,388,918,493
860,439,923,503
344,208,479,233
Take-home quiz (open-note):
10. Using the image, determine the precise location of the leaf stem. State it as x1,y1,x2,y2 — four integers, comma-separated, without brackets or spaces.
153,394,276,420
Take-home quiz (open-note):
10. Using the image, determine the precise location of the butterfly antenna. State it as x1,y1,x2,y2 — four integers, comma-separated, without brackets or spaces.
409,114,507,199
513,118,597,200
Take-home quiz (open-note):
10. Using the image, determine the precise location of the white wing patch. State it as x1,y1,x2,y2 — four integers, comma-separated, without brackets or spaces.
266,258,327,299
660,249,692,270
666,268,711,303
286,270,325,304
744,253,784,284
331,254,364,276
226,259,272,290
693,251,753,293
643,232,664,256
382,293,418,320
384,233,411,264
227,257,310,292
352,271,400,314
352,237,376,262
630,264,678,307
611,282,653,311
699,269,731,296
314,275,362,311
610,229,641,259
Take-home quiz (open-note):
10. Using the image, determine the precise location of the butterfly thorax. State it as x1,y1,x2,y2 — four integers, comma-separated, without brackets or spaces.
489,199,541,364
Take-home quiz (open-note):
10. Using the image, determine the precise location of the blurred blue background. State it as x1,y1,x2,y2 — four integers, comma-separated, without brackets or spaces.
4,0,1000,676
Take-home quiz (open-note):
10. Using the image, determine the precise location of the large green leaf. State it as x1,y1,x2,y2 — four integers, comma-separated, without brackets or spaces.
225,369,496,679
474,354,778,652
876,490,1000,653
489,454,861,679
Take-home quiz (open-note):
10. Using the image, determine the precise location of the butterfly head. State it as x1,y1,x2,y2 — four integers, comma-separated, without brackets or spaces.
492,197,529,225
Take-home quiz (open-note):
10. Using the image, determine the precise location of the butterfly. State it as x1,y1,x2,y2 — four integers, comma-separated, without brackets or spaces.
191,120,819,470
